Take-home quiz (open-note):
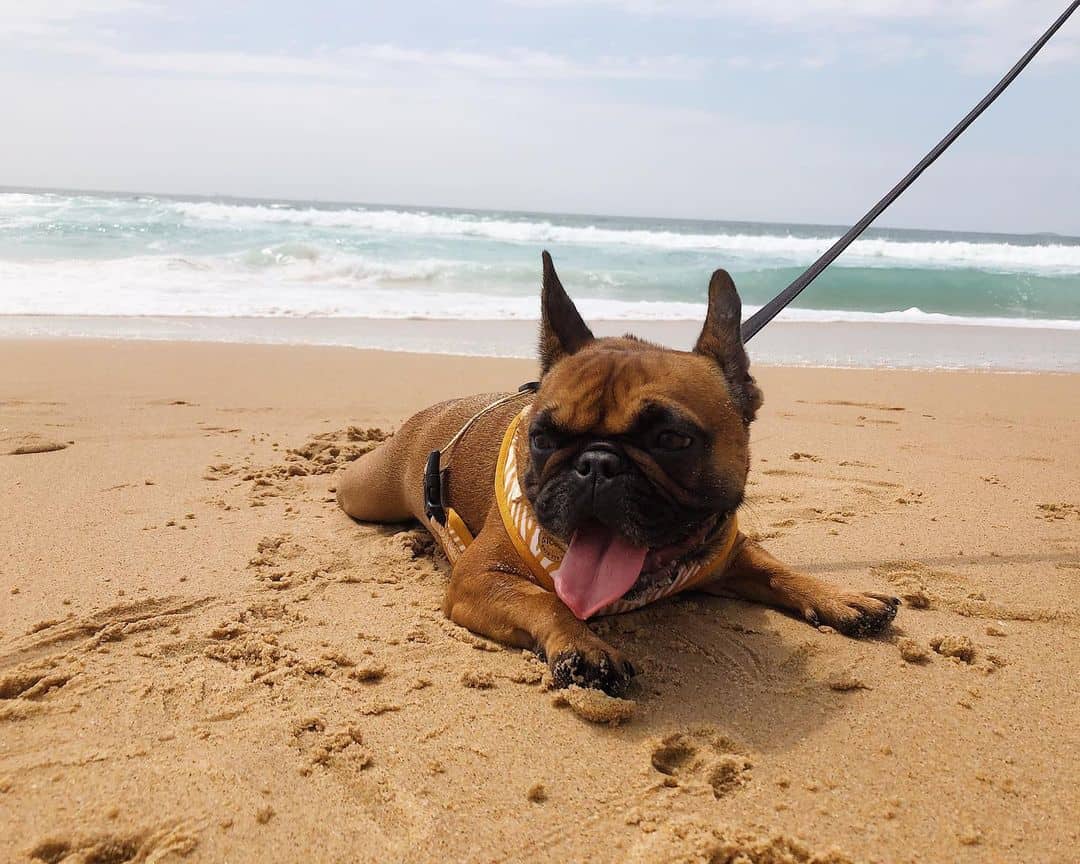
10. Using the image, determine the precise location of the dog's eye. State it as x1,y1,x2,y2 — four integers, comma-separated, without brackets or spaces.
656,430,692,451
530,432,556,452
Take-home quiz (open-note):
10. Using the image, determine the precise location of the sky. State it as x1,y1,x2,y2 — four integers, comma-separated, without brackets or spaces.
1,1,1078,234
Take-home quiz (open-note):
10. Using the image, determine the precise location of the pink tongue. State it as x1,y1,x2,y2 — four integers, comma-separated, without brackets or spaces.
553,524,648,620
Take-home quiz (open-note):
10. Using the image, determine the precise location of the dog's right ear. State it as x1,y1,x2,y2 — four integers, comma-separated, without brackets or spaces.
539,250,593,375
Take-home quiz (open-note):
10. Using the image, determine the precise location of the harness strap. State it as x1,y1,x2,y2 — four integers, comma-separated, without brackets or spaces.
441,382,539,464
423,383,537,561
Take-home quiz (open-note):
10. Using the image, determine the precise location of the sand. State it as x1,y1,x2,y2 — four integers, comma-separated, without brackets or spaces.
1,339,1078,863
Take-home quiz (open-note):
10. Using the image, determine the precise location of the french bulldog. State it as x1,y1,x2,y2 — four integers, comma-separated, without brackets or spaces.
337,252,898,694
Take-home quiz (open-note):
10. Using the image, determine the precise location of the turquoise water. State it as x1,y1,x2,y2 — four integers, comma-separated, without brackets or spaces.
1,187,1078,327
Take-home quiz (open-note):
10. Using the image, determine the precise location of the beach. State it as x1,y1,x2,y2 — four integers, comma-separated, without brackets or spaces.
2,338,1078,863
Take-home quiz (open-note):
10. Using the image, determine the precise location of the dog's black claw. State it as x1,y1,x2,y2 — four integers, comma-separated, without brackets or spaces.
551,649,631,696
840,599,899,638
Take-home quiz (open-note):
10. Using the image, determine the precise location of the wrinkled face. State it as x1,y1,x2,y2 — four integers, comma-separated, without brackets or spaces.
521,338,751,553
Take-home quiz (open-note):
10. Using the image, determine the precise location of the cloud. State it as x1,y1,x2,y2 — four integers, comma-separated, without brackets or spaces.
508,0,1045,22
0,0,153,37
6,2,704,86
360,45,705,80
509,0,1080,71
46,40,706,83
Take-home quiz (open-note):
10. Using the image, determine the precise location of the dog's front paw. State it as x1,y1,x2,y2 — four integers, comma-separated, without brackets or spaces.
550,643,635,696
805,591,900,637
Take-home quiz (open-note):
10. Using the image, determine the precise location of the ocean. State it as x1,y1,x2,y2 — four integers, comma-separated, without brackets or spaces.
2,188,1078,369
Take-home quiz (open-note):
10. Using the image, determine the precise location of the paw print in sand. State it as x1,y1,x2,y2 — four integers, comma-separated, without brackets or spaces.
650,726,751,798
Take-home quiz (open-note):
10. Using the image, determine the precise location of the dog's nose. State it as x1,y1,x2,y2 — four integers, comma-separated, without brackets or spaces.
574,447,624,480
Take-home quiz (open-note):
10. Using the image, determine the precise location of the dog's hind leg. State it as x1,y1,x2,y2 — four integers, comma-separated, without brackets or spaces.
336,435,414,522
337,395,512,526
337,399,465,524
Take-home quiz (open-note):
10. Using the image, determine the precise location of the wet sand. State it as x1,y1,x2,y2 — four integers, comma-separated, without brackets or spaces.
3,314,1079,371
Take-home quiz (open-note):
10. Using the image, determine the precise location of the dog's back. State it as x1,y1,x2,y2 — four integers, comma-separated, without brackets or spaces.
336,393,520,531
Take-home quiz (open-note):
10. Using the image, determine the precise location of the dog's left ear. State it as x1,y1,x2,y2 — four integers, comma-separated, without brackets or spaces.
694,269,762,423
539,250,593,375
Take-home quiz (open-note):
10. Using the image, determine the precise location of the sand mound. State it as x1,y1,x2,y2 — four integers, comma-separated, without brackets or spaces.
826,669,869,691
281,426,389,476
7,435,69,455
202,426,391,493
930,634,976,663
551,685,636,725
27,821,199,863
461,669,496,689
897,637,931,664
627,817,853,864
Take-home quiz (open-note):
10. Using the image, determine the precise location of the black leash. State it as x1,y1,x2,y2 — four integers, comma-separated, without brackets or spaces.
741,1,1079,343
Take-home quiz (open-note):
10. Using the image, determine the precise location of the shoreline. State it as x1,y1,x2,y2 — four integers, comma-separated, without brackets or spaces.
3,314,1079,371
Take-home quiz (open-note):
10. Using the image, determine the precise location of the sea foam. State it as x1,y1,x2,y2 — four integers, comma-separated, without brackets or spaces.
172,201,1080,275
2,254,1078,330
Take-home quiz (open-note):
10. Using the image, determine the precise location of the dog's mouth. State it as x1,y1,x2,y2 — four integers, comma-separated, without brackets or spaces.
553,514,721,620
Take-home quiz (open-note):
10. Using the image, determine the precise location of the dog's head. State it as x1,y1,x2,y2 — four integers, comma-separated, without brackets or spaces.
521,251,762,618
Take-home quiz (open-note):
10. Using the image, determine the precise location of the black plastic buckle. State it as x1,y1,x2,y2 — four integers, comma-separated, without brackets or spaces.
423,450,447,525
